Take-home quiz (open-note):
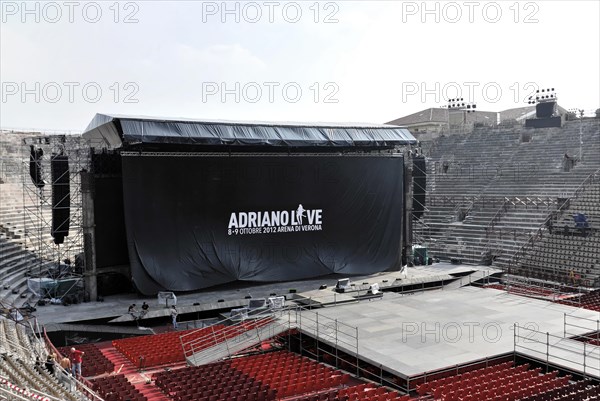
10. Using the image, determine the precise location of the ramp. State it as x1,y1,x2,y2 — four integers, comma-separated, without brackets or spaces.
443,268,502,290
184,315,289,366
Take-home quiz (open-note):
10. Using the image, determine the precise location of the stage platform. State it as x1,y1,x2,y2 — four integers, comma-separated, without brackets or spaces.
31,262,600,380
33,262,488,325
305,286,600,378
292,265,501,307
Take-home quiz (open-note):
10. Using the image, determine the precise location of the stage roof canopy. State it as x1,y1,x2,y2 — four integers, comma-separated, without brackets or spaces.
82,113,416,149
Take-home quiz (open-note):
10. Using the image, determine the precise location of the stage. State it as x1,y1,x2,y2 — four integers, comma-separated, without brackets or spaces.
306,286,600,378
33,263,491,325
31,262,600,380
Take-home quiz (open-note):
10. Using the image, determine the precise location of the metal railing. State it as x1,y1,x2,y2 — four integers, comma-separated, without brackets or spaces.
42,327,104,401
500,275,588,303
180,310,289,362
552,168,600,224
478,197,514,264
180,305,362,370
485,197,512,236
179,303,477,392
292,307,359,367
1,355,91,401
405,353,513,394
564,314,600,343
514,323,600,379
486,197,556,237
287,308,409,392
291,307,410,391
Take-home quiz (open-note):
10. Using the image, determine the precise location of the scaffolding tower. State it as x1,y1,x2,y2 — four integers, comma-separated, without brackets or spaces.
21,135,90,300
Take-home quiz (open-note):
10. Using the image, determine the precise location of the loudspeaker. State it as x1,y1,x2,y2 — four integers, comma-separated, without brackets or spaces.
412,156,427,219
29,145,45,188
525,116,562,128
51,154,70,245
536,101,555,118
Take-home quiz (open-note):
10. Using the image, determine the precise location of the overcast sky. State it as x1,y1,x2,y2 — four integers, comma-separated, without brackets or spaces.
1,0,599,131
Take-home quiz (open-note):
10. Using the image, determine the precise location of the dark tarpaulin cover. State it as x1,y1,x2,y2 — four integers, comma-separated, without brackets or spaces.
122,155,404,294
83,113,416,148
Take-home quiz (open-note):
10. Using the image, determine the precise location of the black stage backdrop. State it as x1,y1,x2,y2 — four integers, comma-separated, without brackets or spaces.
121,155,404,295
94,176,129,268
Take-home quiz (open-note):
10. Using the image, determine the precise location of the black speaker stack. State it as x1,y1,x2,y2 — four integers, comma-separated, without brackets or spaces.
51,154,70,245
29,145,45,188
536,101,555,119
525,88,561,128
